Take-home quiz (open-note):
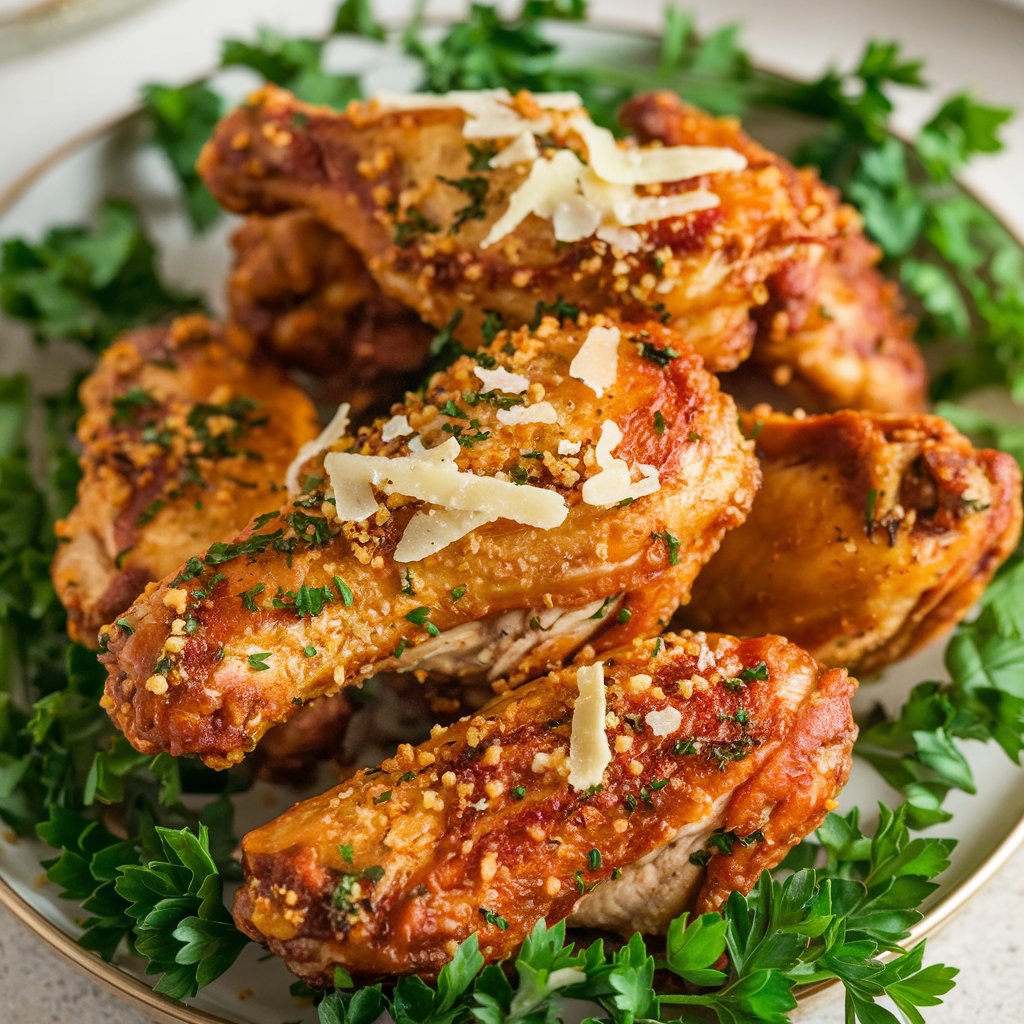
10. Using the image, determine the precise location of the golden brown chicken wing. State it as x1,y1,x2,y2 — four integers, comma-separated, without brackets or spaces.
684,408,1022,673
621,91,926,414
227,211,433,413
232,631,856,982
51,315,319,645
198,86,840,373
99,314,758,768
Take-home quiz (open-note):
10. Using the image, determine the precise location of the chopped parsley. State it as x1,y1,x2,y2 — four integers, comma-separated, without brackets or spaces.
653,410,667,435
479,907,509,930
437,174,490,232
652,529,681,565
450,585,467,602
638,341,679,366
466,141,498,171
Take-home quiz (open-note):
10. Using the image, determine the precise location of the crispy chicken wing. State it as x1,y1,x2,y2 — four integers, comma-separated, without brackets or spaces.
100,315,758,767
198,86,840,372
684,409,1022,673
51,315,319,645
232,631,855,982
227,212,432,413
621,92,926,414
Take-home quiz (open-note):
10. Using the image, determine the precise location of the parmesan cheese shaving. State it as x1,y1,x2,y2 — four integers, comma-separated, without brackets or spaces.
490,131,540,168
552,195,601,242
393,508,495,563
481,149,583,248
596,224,643,253
324,437,568,531
473,365,529,394
496,401,558,426
645,706,682,737
580,172,720,226
570,116,747,185
381,414,413,442
568,662,611,791
558,440,581,455
569,325,620,398
581,420,661,507
284,402,350,494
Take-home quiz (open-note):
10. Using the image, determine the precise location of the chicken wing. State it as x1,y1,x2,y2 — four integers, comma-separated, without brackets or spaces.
99,314,758,768
198,86,840,373
227,211,432,414
684,409,1022,673
51,315,319,645
621,91,926,414
232,631,856,982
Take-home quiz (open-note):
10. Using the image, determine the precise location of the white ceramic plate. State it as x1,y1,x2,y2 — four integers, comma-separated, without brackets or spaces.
1,18,1023,1024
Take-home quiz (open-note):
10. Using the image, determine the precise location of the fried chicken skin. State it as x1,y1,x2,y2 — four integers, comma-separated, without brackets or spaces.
228,212,432,413
51,315,319,645
621,92,926,414
100,315,758,768
198,86,839,372
684,409,1022,673
232,631,856,982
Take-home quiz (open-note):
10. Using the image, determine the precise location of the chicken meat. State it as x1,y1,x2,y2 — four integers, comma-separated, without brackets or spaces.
621,91,926,415
99,314,758,768
51,315,319,645
232,630,856,982
198,86,841,373
227,211,433,414
684,408,1022,673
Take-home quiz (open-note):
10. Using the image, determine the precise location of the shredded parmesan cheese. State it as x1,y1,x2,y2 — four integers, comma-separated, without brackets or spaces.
285,402,350,494
473,365,529,394
569,325,620,398
481,149,582,248
645,706,682,737
552,195,601,242
490,131,539,168
394,508,495,563
558,440,582,456
596,225,643,253
568,662,611,791
324,437,568,544
582,420,661,507
570,116,747,185
496,401,558,426
381,414,413,442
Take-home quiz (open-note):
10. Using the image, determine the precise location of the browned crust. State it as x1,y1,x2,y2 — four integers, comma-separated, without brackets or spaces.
621,91,926,414
99,315,758,768
197,86,840,372
232,631,856,982
50,315,319,645
684,409,1023,672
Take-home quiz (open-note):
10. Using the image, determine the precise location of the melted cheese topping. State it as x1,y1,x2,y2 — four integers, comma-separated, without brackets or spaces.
285,402,350,494
581,420,661,507
568,662,611,791
569,324,620,398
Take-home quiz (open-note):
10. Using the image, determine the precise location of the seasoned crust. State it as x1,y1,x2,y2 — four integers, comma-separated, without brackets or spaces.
621,91,926,414
198,85,840,373
232,631,855,982
227,211,432,413
51,315,319,645
684,408,1023,672
99,314,758,768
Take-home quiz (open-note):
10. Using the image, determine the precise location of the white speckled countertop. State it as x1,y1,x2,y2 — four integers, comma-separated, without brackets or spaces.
0,0,1022,1021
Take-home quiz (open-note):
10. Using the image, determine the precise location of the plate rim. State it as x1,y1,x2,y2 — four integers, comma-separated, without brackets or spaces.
2,12,1024,1023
